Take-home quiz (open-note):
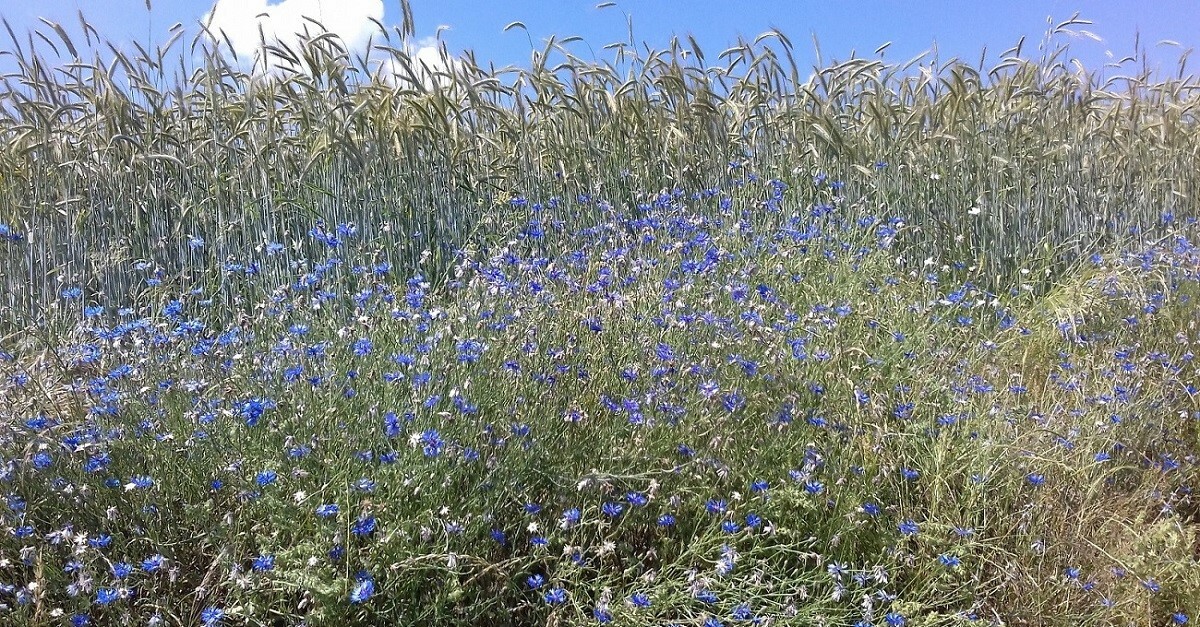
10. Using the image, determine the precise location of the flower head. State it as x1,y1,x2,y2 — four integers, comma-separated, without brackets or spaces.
350,576,375,604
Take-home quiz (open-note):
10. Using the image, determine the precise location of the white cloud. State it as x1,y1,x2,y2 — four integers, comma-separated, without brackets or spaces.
376,36,462,89
204,0,384,68
203,0,459,87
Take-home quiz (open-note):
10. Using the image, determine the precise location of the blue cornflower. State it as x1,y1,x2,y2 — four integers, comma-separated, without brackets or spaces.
601,502,624,518
789,337,808,359
328,544,345,562
1026,473,1046,487
383,411,405,438
89,534,112,549
352,516,377,537
898,520,920,536
237,397,274,427
255,469,277,487
252,554,275,572
112,562,133,579
32,452,52,470
526,574,545,589
142,554,165,572
626,492,648,507
352,338,373,357
721,392,744,412
1172,613,1189,625
705,499,727,515
420,429,444,457
657,514,676,527
593,608,613,623
163,300,184,318
544,587,567,604
0,223,24,242
316,503,339,518
456,339,485,363
938,554,961,567
629,592,651,607
350,577,375,604
884,612,906,626
200,607,224,626
561,508,582,527
85,453,111,473
854,388,870,405
861,502,880,516
96,588,121,605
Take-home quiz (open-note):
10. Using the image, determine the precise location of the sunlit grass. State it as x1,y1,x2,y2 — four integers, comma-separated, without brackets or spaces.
0,6,1198,626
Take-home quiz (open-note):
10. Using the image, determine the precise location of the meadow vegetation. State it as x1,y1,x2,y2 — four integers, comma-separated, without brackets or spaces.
1,7,1199,626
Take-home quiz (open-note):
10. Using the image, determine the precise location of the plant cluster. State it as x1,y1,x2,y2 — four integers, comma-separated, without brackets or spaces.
0,7,1199,626
2,174,1200,625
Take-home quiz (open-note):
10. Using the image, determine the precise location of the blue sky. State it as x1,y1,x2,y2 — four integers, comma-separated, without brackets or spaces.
1,0,1198,78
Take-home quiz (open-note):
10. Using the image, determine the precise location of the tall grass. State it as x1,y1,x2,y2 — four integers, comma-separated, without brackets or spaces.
1,7,1200,627
1,12,1198,319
